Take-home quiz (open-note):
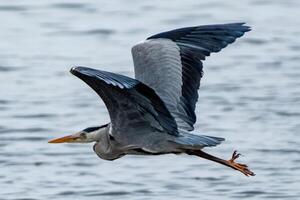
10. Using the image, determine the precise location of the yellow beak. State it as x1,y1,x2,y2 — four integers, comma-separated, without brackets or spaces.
48,135,79,143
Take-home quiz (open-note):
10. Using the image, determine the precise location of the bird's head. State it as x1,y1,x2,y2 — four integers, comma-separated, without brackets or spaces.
48,126,105,144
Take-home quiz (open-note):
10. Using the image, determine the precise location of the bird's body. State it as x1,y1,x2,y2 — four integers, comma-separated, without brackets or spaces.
90,123,224,161
49,23,255,176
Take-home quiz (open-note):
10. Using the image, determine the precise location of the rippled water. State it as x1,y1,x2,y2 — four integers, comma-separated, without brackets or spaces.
1,0,300,199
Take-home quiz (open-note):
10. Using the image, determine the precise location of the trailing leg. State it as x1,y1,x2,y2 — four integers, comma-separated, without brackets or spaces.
186,150,255,176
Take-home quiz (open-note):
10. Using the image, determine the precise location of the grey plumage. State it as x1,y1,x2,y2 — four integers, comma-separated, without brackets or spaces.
49,23,255,176
72,23,251,157
133,23,250,131
71,66,224,156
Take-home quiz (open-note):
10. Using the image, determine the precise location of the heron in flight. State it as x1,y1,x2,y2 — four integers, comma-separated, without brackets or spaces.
49,23,254,176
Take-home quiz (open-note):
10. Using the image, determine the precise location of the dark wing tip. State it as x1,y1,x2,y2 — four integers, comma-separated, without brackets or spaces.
70,66,89,76
70,66,140,89
243,24,252,32
70,66,77,73
70,66,100,83
230,22,251,33
227,22,251,33
147,22,251,41
70,66,78,74
70,66,103,80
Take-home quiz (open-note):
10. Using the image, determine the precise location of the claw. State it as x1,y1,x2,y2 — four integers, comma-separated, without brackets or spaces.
230,150,241,161
227,150,255,177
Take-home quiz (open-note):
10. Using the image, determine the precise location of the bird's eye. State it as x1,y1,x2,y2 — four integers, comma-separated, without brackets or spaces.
80,132,87,139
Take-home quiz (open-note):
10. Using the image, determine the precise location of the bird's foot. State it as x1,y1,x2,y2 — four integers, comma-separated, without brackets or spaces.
226,151,255,177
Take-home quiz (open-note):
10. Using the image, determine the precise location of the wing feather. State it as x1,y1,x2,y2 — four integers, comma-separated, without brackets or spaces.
71,67,178,140
132,23,250,131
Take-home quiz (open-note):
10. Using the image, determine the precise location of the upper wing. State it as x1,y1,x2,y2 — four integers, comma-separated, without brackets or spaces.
132,23,251,131
70,66,178,144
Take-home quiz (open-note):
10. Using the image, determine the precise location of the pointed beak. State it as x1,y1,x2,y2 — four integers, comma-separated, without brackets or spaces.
48,135,80,143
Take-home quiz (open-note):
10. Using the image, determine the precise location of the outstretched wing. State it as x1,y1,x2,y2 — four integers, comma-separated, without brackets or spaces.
132,23,250,131
71,66,178,144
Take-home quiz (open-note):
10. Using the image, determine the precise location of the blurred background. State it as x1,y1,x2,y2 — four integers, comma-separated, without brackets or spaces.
0,0,300,199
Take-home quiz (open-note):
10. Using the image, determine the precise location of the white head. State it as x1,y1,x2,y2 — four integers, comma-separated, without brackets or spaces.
48,125,108,144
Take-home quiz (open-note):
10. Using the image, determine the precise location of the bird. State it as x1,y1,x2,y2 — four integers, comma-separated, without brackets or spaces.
49,23,255,176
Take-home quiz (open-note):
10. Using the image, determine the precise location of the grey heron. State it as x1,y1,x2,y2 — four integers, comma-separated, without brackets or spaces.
49,23,255,176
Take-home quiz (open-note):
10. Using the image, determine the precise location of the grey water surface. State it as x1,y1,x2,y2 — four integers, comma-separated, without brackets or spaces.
1,0,300,200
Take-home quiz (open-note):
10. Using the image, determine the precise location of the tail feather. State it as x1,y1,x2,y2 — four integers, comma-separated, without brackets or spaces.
174,132,225,149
